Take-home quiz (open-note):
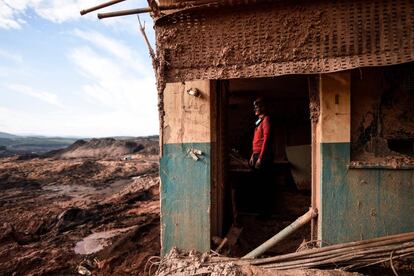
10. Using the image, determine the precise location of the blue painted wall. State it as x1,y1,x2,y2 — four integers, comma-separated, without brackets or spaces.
320,142,414,244
160,142,211,256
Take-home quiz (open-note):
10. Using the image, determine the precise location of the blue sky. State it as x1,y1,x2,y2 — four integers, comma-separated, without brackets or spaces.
0,0,158,137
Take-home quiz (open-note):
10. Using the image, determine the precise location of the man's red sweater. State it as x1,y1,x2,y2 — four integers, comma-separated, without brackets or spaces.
252,115,271,161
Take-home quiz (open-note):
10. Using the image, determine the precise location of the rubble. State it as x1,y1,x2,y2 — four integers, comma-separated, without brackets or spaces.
153,248,363,276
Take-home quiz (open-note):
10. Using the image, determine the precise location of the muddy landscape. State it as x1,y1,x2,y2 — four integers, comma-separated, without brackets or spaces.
0,137,160,275
0,136,358,276
1,136,413,276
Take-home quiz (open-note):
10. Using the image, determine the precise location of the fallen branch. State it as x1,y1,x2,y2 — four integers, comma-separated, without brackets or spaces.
137,15,156,63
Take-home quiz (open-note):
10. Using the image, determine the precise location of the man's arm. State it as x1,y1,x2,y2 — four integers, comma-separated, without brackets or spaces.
258,116,271,164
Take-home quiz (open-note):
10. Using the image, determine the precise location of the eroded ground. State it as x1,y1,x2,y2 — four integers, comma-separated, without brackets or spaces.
0,154,160,275
1,144,411,276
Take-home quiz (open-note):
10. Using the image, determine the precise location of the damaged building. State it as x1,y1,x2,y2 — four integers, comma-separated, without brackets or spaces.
153,0,414,256
83,0,414,258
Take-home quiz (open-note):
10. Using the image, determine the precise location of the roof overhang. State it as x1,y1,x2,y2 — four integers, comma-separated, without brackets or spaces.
155,0,414,82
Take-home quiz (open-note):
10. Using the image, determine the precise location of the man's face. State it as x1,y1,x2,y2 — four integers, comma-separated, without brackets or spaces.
254,103,264,116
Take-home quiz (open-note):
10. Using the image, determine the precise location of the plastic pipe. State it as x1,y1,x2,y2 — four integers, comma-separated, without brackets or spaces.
242,208,318,259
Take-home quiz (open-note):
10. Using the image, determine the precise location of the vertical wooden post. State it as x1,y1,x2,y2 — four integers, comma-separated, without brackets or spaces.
308,75,321,241
211,80,229,237
160,80,213,255
317,72,351,242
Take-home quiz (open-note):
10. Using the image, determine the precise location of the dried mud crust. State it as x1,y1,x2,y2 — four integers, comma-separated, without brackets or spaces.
0,156,160,275
350,65,414,167
153,249,362,276
0,156,159,187
349,154,414,169
155,0,414,83
156,2,329,82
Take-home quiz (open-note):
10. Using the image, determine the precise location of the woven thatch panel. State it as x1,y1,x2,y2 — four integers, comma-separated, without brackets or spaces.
155,0,414,82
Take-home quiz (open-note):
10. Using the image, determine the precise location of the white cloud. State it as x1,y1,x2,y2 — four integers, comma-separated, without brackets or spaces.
69,45,157,111
67,31,158,136
0,1,108,29
0,1,22,29
0,48,23,63
1,0,40,29
7,83,64,108
73,29,151,76
0,1,158,137
33,0,121,23
0,0,150,29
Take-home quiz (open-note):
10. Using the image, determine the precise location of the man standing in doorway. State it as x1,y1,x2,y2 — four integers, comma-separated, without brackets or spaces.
249,97,272,169
249,97,273,216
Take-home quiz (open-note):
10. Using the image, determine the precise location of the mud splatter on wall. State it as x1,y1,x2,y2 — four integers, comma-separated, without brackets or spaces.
351,63,414,165
155,0,414,83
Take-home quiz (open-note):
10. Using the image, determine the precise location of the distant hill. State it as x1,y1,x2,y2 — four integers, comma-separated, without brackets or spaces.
0,132,159,159
0,132,78,157
0,132,19,139
48,136,159,159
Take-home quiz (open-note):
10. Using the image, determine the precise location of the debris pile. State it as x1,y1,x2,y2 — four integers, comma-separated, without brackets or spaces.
153,248,243,276
153,248,362,276
153,232,414,276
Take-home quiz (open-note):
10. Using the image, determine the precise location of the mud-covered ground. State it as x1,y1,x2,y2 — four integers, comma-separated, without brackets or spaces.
1,138,411,276
0,154,160,275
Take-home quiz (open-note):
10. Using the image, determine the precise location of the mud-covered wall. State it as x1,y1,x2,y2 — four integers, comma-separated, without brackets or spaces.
320,144,414,244
155,0,414,83
351,63,414,166
319,68,414,244
160,80,213,255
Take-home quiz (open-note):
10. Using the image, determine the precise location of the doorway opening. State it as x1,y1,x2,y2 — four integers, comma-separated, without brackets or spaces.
212,75,312,257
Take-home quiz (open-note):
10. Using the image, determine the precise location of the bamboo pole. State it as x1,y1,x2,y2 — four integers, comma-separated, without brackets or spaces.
97,0,221,19
98,7,153,19
260,243,414,269
80,0,126,15
262,243,414,267
250,231,414,265
279,238,414,263
263,248,414,270
242,208,318,259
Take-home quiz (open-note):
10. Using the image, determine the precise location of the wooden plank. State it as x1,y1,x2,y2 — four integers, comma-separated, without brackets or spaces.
160,143,211,255
319,72,351,143
163,80,211,144
210,80,218,237
210,80,228,237
320,143,414,244
317,72,351,242
158,0,175,5
160,80,213,255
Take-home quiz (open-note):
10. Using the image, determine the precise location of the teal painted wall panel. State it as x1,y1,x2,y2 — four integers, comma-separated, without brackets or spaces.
160,143,211,256
321,143,414,244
